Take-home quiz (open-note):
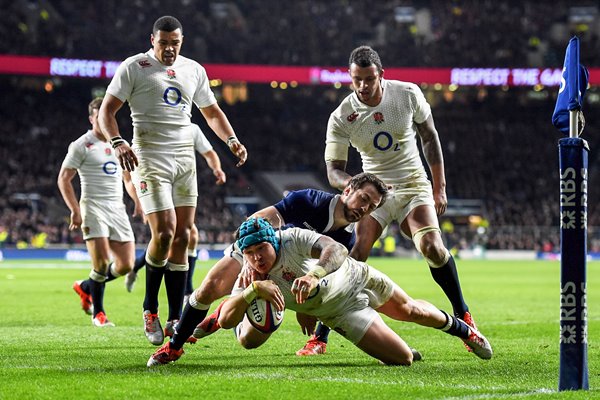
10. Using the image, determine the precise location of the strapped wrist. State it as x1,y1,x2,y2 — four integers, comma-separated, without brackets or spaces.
307,265,327,279
226,136,239,147
242,281,258,304
109,136,126,149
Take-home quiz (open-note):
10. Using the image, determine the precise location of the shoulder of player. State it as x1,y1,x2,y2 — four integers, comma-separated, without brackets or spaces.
176,55,206,72
120,53,152,67
383,79,422,96
331,93,355,116
289,189,330,206
329,94,358,126
70,131,95,147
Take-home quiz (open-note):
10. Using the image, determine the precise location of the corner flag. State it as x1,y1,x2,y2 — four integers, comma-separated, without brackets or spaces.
552,37,589,136
556,36,589,392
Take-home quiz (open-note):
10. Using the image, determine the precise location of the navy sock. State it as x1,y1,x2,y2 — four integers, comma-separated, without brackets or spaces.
104,262,117,282
314,322,331,343
164,269,186,321
438,310,470,339
429,255,468,316
170,301,209,350
89,279,106,317
133,251,146,273
79,279,91,293
143,264,165,314
185,255,197,295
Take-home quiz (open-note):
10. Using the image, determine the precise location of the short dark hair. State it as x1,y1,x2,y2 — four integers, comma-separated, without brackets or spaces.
153,16,183,34
347,172,388,208
88,97,103,116
349,46,383,73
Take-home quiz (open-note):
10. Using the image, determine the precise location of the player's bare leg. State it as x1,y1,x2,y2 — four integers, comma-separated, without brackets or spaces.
85,237,114,327
403,205,473,328
142,209,176,345
377,286,492,359
350,215,383,262
166,256,243,350
355,314,414,365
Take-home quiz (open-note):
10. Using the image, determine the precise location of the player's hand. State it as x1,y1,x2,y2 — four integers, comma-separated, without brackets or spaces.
115,143,138,172
213,168,226,185
239,265,267,288
254,280,285,311
132,202,147,224
433,188,448,215
228,139,247,167
291,275,319,304
296,313,317,336
69,211,82,231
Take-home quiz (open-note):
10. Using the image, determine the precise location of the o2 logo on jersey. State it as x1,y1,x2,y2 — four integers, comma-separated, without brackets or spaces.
373,131,400,152
102,161,118,175
163,86,182,106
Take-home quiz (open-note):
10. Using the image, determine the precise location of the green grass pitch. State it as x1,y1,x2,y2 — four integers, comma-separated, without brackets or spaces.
0,258,598,399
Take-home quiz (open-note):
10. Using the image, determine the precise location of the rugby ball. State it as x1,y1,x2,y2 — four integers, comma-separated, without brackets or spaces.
246,298,284,333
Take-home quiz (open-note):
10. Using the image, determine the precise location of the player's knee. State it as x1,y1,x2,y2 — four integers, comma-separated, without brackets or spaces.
218,313,236,330
349,246,369,262
155,230,175,249
195,280,221,304
420,241,447,266
235,328,266,349
113,260,133,275
175,226,191,244
91,259,110,275
238,334,261,349
382,351,413,366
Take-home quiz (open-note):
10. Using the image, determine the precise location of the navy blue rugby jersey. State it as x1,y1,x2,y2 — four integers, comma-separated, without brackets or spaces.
273,189,355,250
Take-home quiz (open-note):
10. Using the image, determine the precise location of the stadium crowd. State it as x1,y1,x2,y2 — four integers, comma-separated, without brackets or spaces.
2,1,599,252
4,0,600,67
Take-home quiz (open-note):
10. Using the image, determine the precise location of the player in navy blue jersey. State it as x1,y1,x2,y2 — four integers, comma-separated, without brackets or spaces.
149,172,388,353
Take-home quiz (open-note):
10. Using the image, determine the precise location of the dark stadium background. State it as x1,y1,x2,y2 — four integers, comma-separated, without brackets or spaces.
2,0,599,256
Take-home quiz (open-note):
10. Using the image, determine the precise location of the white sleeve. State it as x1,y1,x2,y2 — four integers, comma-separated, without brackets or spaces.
106,58,135,103
411,84,432,124
324,113,350,162
61,141,84,170
191,124,213,154
192,64,217,109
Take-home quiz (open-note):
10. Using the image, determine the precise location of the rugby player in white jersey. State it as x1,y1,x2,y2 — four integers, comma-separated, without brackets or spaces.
58,97,144,327
99,16,247,345
124,123,227,341
147,218,492,367
324,46,480,345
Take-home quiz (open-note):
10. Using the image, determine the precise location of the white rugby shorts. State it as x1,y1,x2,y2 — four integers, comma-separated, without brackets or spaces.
371,177,435,239
131,146,197,214
80,198,135,242
318,265,395,344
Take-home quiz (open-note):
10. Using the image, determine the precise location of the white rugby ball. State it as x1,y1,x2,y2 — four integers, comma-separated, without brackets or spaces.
246,298,284,333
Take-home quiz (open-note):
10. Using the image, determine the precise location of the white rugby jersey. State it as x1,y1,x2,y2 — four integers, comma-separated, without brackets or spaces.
61,130,123,201
326,79,432,186
106,50,217,148
232,228,368,318
191,123,213,154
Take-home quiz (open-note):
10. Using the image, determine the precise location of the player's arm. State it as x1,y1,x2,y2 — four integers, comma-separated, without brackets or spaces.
200,103,247,167
251,206,286,229
292,235,348,304
325,133,352,190
219,280,284,328
56,167,81,231
200,149,226,185
416,114,447,215
122,170,145,222
98,94,138,172
326,160,352,191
